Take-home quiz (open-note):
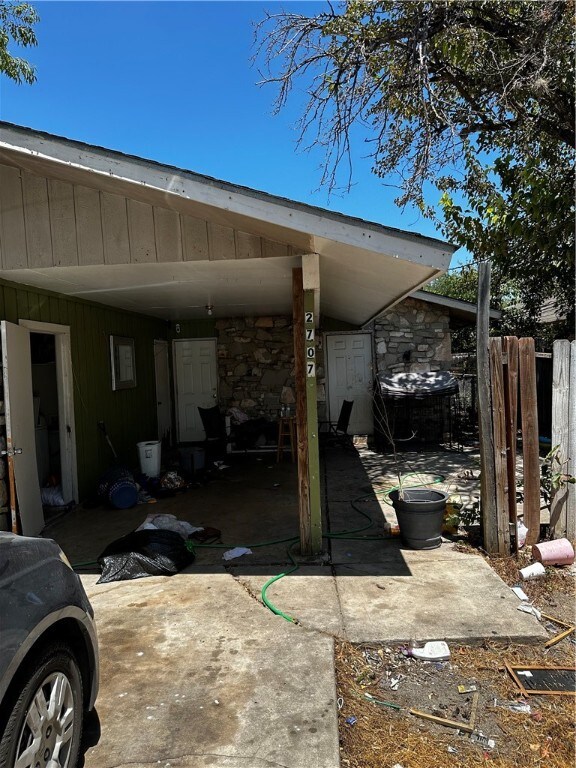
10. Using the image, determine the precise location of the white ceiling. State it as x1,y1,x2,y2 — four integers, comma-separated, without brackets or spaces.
3,252,438,325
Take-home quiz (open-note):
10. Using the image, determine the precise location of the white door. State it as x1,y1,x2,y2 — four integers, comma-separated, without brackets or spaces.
1,321,44,535
174,338,218,442
326,333,374,435
154,340,172,441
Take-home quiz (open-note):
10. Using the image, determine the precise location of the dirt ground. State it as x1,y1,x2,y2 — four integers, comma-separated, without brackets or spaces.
335,544,576,768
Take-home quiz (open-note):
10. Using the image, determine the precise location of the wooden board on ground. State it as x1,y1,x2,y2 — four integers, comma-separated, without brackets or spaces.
505,662,576,696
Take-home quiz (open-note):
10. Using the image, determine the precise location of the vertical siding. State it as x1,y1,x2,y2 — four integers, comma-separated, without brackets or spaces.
0,278,167,498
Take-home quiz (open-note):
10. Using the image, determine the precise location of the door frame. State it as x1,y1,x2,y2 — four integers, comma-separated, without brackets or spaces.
324,330,374,427
19,320,78,504
154,339,172,442
172,337,218,443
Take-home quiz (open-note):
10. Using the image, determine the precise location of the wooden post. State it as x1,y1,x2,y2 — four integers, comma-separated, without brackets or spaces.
304,288,322,551
503,336,519,551
519,338,540,545
292,267,322,555
568,340,576,539
551,340,571,538
489,337,510,553
477,262,498,553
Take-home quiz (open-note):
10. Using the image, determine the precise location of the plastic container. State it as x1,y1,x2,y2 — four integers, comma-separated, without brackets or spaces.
408,641,451,661
389,489,448,550
533,538,575,566
98,467,138,509
519,562,546,580
179,446,205,475
137,440,161,478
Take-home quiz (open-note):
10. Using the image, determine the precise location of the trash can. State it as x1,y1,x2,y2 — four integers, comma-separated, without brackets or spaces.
137,440,161,478
179,446,205,474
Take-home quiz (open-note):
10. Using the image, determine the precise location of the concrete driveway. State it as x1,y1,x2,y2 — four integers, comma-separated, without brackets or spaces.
80,568,339,768
45,447,546,767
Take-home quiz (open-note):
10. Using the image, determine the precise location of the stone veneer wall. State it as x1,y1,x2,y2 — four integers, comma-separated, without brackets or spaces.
215,316,296,419
374,296,451,374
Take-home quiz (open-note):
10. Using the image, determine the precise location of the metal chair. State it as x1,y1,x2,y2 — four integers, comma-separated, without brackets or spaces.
320,400,354,449
197,405,227,463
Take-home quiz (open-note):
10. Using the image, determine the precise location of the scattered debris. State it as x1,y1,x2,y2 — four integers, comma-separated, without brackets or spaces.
222,547,253,561
545,625,576,648
520,562,546,580
505,662,576,696
469,731,495,750
345,716,357,726
517,602,542,620
409,708,473,733
407,641,450,661
533,538,575,567
494,699,531,714
510,585,529,601
447,746,458,754
457,684,477,694
364,693,402,710
541,612,576,648
469,690,480,730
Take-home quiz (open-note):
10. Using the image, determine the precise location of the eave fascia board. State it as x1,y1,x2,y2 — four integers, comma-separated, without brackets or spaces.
412,289,502,320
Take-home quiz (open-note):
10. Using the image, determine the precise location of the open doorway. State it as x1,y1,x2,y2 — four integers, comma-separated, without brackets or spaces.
19,320,78,518
30,333,62,518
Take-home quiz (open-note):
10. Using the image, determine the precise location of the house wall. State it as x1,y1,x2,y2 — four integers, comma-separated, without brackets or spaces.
374,296,451,374
215,316,295,418
0,278,166,511
0,163,303,269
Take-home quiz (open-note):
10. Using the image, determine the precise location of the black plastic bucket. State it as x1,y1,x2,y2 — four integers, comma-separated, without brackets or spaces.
389,488,448,550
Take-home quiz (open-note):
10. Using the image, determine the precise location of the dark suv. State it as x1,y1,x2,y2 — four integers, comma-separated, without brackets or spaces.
0,532,99,768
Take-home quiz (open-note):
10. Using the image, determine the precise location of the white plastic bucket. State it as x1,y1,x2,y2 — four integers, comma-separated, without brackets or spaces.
520,562,546,580
137,440,161,478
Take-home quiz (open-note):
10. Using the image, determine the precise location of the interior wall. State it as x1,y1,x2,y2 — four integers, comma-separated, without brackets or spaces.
0,278,167,499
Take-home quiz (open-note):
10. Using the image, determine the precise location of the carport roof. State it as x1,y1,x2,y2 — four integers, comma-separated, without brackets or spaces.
0,122,457,324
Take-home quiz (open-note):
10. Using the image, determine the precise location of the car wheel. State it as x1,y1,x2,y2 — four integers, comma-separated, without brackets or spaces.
0,644,83,768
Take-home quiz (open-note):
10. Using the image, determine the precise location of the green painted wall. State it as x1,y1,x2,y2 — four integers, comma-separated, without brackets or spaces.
0,278,167,499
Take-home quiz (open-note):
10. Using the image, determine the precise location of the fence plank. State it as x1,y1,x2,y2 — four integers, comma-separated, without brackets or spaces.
519,338,541,545
503,336,519,551
489,337,510,553
550,340,571,538
568,340,576,539
476,262,498,553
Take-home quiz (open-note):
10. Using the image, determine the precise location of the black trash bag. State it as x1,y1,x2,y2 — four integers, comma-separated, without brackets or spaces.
97,529,195,584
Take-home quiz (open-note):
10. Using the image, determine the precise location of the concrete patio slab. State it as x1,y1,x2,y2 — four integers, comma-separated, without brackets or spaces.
231,565,345,637
80,569,340,768
332,540,548,644
44,445,550,768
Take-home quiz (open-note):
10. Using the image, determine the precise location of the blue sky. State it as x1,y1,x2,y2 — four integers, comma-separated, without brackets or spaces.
0,0,465,258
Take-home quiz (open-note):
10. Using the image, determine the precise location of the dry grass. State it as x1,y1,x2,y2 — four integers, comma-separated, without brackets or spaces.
336,640,576,768
336,548,575,768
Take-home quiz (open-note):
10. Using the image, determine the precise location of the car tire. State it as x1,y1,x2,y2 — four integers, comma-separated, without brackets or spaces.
0,643,84,768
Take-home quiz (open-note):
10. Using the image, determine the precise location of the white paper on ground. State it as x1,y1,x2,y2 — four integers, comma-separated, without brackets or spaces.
511,585,529,601
223,547,253,561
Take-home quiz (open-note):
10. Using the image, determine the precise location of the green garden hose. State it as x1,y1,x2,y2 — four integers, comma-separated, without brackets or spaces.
74,472,447,624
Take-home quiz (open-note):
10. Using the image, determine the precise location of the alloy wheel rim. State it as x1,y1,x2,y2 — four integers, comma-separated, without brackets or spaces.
14,671,75,768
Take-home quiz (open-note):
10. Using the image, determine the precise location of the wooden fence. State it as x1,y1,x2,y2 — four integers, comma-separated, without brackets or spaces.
480,336,575,554
550,340,576,540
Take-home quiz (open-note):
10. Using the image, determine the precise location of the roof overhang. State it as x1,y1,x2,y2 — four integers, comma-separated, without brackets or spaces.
412,290,502,323
0,123,457,324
